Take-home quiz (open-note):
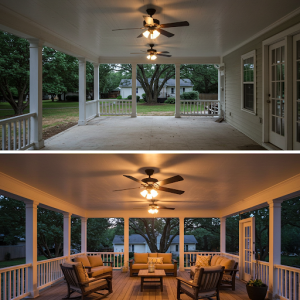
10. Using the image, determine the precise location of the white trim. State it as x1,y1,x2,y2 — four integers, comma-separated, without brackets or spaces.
241,50,257,115
223,7,300,57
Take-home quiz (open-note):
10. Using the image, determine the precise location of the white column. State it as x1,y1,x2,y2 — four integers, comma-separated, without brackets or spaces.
81,217,87,253
268,200,282,299
131,63,137,118
175,64,181,118
63,212,71,260
78,58,87,125
220,217,226,253
29,39,44,149
179,217,185,271
93,63,100,117
124,217,129,267
26,201,39,298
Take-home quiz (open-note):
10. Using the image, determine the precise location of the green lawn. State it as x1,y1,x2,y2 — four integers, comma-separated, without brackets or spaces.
0,256,48,269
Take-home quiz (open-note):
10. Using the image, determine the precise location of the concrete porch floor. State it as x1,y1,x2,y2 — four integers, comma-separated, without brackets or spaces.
43,116,266,151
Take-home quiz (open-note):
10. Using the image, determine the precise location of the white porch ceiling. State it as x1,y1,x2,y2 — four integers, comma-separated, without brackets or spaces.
0,154,300,214
0,0,299,62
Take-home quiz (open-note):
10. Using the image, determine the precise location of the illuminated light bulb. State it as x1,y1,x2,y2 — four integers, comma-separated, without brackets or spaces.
143,30,150,38
146,193,153,200
148,208,158,214
150,30,160,39
141,190,148,197
150,55,157,60
150,189,158,197
147,55,151,60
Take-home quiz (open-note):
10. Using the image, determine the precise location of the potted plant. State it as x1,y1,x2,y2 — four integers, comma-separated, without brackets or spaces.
246,255,268,300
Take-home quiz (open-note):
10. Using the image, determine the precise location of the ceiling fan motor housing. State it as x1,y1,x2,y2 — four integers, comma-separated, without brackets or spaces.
143,19,160,27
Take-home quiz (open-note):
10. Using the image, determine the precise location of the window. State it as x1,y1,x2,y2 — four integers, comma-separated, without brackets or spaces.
132,245,134,252
183,88,185,92
171,87,174,94
176,245,178,252
136,88,138,94
185,244,188,251
241,50,256,114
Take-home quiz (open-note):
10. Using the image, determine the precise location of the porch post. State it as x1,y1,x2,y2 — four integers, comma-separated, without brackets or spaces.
78,58,87,125
220,217,226,253
131,63,137,117
29,39,44,149
81,217,87,254
93,63,100,117
63,212,71,260
268,199,282,299
26,201,39,298
179,217,185,271
124,217,129,268
175,64,181,118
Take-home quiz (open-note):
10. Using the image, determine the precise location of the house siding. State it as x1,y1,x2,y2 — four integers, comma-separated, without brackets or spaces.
223,15,300,145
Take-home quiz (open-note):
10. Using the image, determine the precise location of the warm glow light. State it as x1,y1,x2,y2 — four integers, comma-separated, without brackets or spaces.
147,55,151,60
148,208,158,214
150,189,158,197
143,30,150,38
140,190,148,197
146,193,153,200
150,30,160,39
150,55,157,60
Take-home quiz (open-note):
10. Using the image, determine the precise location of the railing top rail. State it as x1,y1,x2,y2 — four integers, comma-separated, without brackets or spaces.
87,252,124,254
99,99,132,102
70,253,85,257
221,253,240,258
86,100,99,104
180,100,220,102
184,252,221,254
37,256,67,265
0,112,37,125
0,263,32,272
274,264,300,272
255,260,270,266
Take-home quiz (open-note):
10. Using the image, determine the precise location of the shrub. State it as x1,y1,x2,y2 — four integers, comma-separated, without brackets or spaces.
180,91,199,100
66,95,79,102
127,95,132,100
142,93,147,102
165,97,175,104
4,252,11,261
129,252,134,258
116,95,122,99
136,95,140,102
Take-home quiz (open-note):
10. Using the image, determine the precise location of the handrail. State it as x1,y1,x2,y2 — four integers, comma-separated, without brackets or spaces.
37,256,67,265
0,263,32,272
180,100,220,116
274,264,300,272
0,113,36,125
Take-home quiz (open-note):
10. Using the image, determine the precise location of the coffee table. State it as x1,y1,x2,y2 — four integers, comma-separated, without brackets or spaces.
138,269,166,292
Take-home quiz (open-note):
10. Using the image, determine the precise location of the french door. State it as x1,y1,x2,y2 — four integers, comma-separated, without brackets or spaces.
293,33,300,149
239,217,255,282
269,41,286,149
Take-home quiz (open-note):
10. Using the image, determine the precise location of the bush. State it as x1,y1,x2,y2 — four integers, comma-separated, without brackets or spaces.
127,95,132,100
66,95,79,102
180,91,199,100
165,97,175,104
129,252,134,258
142,93,147,102
4,252,11,261
116,95,122,99
136,95,140,102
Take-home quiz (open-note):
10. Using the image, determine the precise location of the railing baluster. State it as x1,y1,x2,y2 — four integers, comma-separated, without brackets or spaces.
13,122,17,150
18,120,21,150
7,123,11,150
2,123,6,150
22,119,26,148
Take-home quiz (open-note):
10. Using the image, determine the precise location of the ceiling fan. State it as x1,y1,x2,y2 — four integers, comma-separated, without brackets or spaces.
112,8,189,39
113,168,184,199
130,44,171,60
134,200,175,214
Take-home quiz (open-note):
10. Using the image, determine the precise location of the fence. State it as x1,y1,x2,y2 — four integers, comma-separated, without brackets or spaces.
0,245,25,261
0,113,36,151
180,100,220,116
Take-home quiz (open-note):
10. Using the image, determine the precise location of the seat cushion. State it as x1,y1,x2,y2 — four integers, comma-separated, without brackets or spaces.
132,264,149,269
154,264,174,270
190,266,196,275
210,255,219,266
88,255,103,267
134,253,148,264
74,255,91,267
85,278,108,292
222,274,232,281
159,253,172,264
148,253,158,258
90,266,112,277
62,261,89,283
148,257,163,264
193,267,201,284
195,255,211,267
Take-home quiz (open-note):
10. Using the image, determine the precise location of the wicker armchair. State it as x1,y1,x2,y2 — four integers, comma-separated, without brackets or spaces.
60,262,112,300
177,266,224,300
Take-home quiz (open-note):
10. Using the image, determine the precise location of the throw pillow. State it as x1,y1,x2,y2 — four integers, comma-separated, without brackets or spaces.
148,257,163,264
88,255,103,267
195,255,211,267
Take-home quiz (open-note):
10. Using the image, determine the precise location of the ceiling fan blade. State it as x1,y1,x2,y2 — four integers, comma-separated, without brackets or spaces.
157,54,172,57
137,33,144,38
160,21,189,28
143,15,154,25
157,186,185,195
158,175,184,186
157,206,175,210
157,51,170,54
112,27,145,31
113,187,141,192
123,175,146,185
156,28,174,38
130,53,145,54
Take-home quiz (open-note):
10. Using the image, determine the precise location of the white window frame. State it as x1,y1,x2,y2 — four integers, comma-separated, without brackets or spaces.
171,87,174,94
241,50,256,115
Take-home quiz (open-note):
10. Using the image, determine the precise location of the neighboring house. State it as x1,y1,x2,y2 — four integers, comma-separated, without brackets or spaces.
112,234,197,254
119,79,194,99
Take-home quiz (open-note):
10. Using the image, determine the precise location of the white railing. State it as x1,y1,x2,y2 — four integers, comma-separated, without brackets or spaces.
180,100,220,116
275,264,300,300
0,263,31,300
0,113,36,151
86,100,98,120
87,252,124,269
37,256,67,290
99,100,132,116
222,252,240,264
253,260,269,286
184,252,221,268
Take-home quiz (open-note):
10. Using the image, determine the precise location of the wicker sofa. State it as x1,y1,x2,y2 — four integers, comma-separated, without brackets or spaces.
73,255,113,278
190,254,238,291
129,253,178,277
